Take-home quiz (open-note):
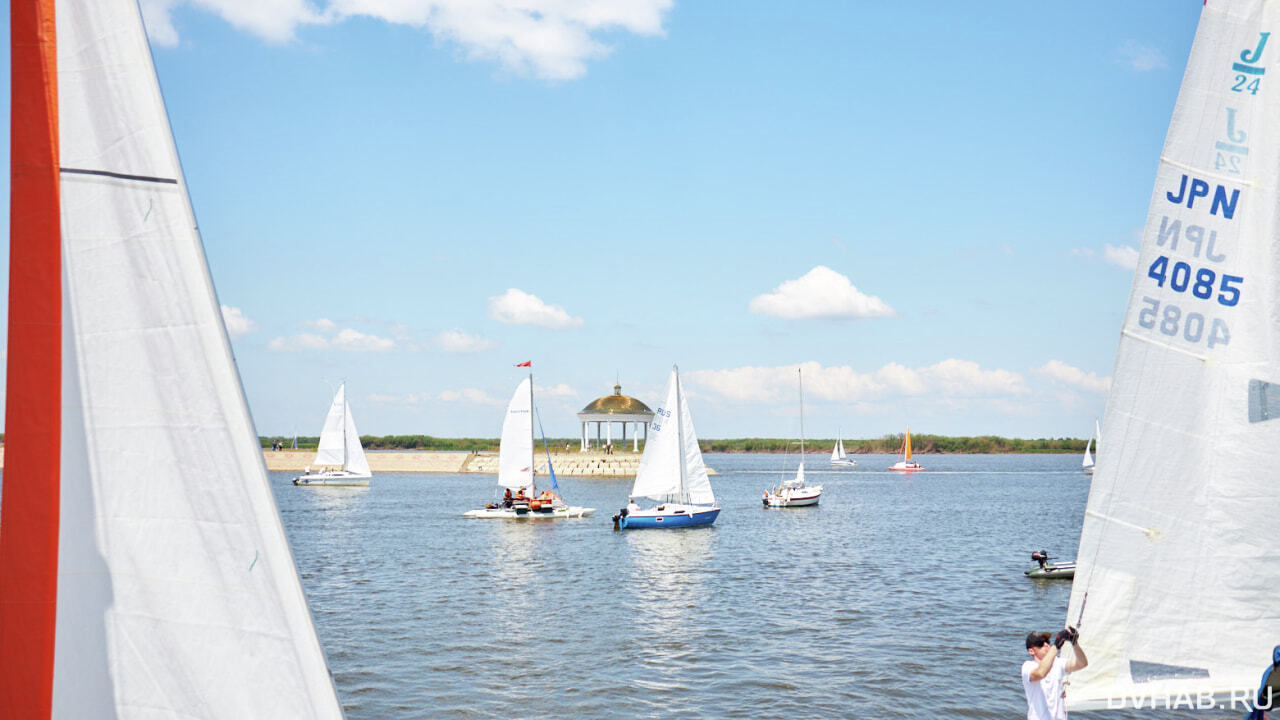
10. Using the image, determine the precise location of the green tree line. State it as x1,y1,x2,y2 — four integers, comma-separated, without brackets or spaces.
261,433,1089,454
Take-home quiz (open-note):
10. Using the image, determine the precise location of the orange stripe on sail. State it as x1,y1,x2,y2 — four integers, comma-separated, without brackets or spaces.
0,0,62,715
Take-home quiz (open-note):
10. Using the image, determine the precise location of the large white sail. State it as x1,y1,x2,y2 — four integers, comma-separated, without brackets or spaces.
313,384,349,467
632,366,713,505
1066,1,1280,710
2,0,345,714
498,377,535,490
342,397,371,477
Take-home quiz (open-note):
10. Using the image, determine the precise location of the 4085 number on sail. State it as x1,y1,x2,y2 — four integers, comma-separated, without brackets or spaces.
1137,297,1230,348
1146,255,1243,306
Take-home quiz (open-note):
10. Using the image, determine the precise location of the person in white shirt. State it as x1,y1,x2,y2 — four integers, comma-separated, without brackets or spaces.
1022,628,1088,720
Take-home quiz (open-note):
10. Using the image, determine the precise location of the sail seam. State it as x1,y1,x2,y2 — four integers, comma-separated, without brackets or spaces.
1159,157,1254,187
1083,510,1163,540
60,167,178,185
1120,329,1210,362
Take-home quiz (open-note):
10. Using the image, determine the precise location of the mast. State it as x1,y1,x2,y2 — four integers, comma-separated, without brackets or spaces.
341,382,348,471
0,0,62,711
528,371,536,495
798,368,805,457
675,364,687,504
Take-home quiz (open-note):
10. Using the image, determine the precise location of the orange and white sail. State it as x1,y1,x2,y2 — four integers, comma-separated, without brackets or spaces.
0,0,343,716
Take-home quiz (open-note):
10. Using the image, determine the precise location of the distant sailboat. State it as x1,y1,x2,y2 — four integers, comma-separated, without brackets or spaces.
1081,437,1095,475
764,368,823,507
613,365,720,529
0,0,343,714
465,375,594,519
888,426,923,471
830,429,856,467
1065,1,1280,710
293,382,372,486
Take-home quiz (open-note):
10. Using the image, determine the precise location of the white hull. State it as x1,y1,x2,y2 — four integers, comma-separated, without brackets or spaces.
763,485,822,507
464,505,595,519
888,461,922,471
830,459,856,467
293,471,371,487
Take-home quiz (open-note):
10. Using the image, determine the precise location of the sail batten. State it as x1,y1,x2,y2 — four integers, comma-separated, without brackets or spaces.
1066,0,1280,709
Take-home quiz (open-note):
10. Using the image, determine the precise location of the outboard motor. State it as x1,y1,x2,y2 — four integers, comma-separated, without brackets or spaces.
1031,551,1050,570
612,506,629,529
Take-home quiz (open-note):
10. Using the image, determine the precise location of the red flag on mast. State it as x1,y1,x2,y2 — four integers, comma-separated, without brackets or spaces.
515,361,531,367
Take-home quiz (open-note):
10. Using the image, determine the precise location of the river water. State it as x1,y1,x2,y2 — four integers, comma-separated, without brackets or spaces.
277,452,1215,719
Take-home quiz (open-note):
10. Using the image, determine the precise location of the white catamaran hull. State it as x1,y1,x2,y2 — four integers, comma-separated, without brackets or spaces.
464,505,595,519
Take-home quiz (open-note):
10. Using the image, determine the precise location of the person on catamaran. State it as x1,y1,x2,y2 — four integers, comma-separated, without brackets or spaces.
502,488,513,508
514,488,528,502
1022,628,1087,720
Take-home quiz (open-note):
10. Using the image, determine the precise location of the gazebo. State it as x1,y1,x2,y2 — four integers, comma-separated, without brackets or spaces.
577,382,654,452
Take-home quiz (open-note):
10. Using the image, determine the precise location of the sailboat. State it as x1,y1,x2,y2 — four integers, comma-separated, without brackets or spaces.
293,382,373,486
1081,436,1094,476
613,365,720,529
764,368,823,507
1064,1,1280,711
830,429,856,467
464,375,594,519
887,426,923,471
0,0,344,715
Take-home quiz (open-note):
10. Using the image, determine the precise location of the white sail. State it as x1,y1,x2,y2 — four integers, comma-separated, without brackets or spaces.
498,377,535,491
42,0,343,715
838,438,847,460
794,461,806,485
632,366,713,504
1066,1,1280,710
342,397,371,476
1081,437,1094,469
831,441,842,462
313,383,349,467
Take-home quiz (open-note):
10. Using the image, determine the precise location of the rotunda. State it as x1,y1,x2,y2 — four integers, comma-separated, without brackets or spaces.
577,382,654,452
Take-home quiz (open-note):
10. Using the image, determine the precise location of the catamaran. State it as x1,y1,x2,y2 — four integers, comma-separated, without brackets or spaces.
0,0,344,714
764,368,823,507
465,375,594,519
830,428,856,467
613,365,720,529
293,382,373,486
887,426,923,471
1064,1,1280,711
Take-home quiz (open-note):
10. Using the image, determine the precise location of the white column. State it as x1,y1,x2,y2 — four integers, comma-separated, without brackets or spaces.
580,421,587,452
633,423,640,452
606,421,613,445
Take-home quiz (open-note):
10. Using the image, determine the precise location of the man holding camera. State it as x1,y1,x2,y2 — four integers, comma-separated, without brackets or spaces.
1022,627,1088,720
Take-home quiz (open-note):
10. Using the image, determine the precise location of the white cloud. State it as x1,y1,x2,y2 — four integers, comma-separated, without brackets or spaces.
1034,360,1111,394
488,288,584,329
748,266,895,320
267,324,394,352
1118,40,1168,72
439,387,503,405
368,392,434,405
303,318,338,332
1103,244,1140,270
332,328,395,352
142,0,671,80
436,328,498,353
220,305,258,336
686,359,1026,405
538,383,578,399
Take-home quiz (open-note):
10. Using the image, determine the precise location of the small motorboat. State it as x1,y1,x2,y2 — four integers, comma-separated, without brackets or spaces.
1025,550,1076,579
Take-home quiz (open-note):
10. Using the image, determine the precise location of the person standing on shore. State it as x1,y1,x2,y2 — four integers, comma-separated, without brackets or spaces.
1022,628,1087,720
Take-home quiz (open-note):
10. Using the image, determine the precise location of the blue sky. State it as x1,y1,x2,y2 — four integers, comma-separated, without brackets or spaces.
0,1,1206,440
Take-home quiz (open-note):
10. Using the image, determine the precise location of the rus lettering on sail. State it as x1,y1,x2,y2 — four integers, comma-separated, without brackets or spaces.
1164,174,1240,219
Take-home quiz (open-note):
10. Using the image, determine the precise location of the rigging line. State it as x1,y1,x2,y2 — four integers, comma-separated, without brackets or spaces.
60,167,178,185
1083,509,1163,541
1120,329,1212,363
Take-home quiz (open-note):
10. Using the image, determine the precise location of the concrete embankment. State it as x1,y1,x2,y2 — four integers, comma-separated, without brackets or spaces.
263,449,715,477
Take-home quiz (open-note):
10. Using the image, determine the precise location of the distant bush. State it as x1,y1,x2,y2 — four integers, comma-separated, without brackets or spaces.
260,434,1089,453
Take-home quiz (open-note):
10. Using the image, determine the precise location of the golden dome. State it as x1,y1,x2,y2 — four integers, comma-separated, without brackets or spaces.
580,383,653,416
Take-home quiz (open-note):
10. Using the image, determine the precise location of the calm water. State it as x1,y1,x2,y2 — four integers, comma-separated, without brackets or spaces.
276,453,1213,719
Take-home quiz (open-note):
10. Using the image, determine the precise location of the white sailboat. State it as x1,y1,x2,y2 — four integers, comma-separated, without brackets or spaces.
764,368,823,507
0,0,343,714
293,382,373,486
1081,436,1094,476
465,375,594,519
614,365,720,529
1065,1,1280,711
830,435,856,467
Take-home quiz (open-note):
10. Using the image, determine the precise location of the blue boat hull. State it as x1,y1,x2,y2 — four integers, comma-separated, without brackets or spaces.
618,507,719,529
